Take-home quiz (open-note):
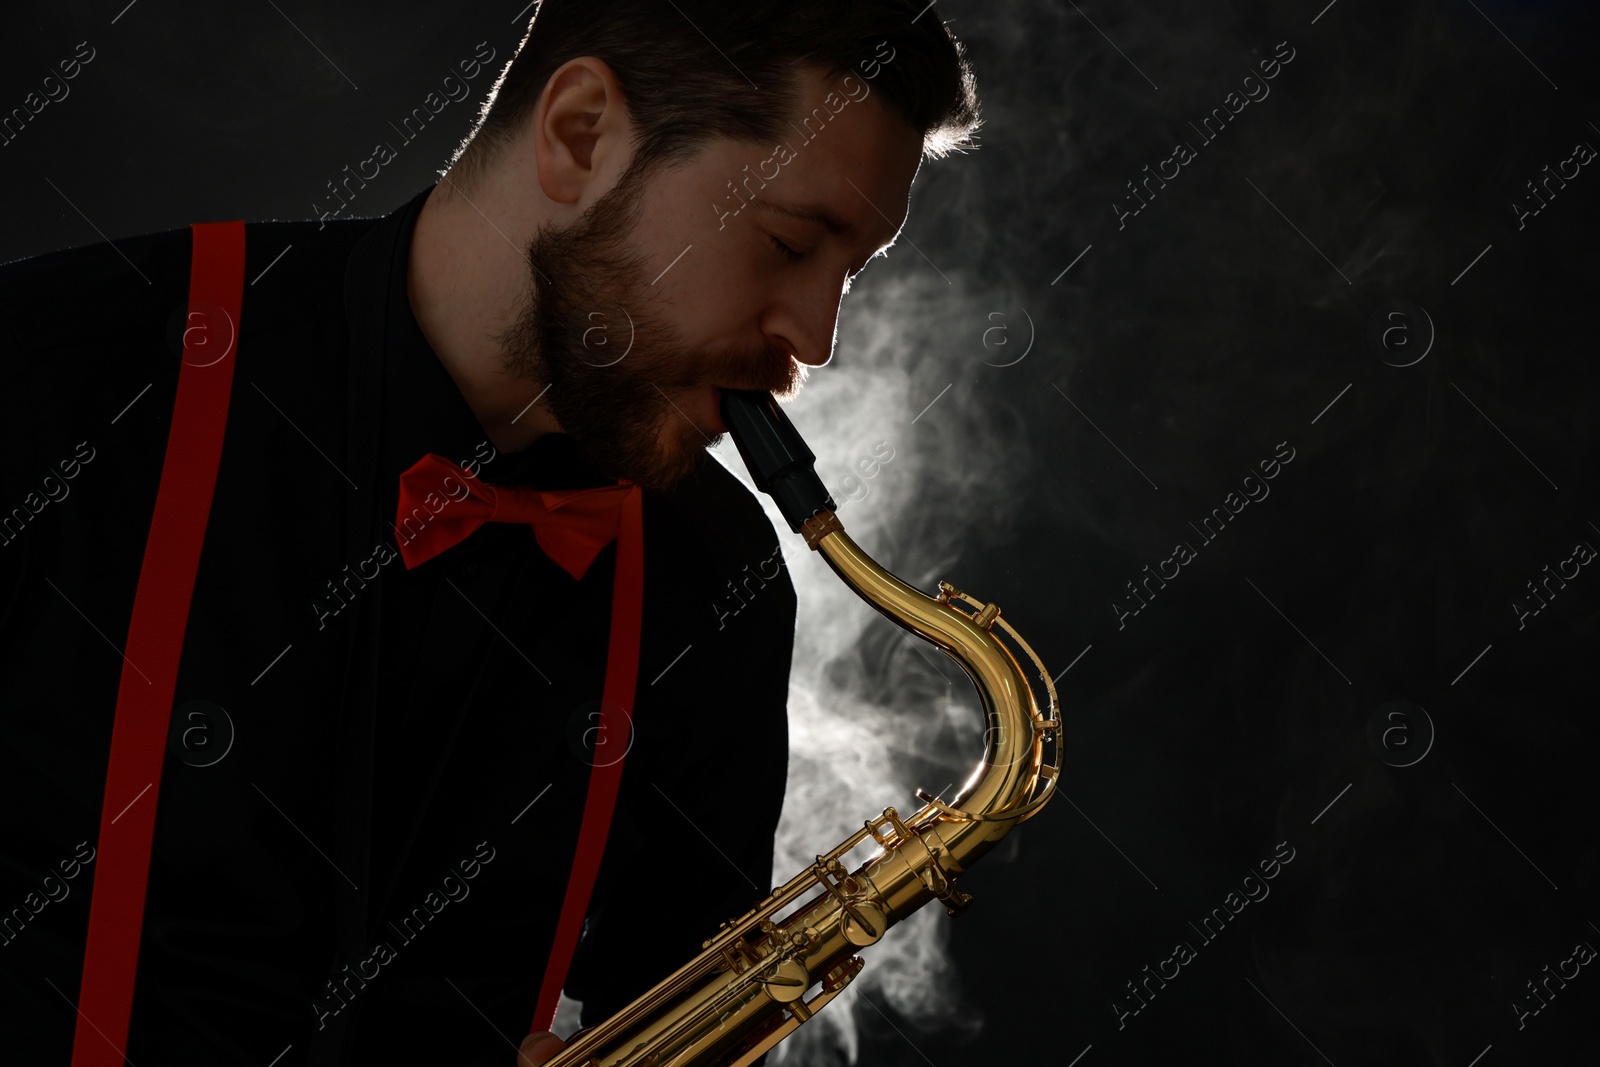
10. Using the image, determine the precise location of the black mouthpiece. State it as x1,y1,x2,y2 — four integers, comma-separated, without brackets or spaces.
719,389,836,532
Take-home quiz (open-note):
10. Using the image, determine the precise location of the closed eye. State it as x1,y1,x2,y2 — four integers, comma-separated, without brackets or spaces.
768,234,803,263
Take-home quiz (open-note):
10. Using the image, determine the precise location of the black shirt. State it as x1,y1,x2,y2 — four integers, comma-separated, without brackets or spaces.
0,184,796,1066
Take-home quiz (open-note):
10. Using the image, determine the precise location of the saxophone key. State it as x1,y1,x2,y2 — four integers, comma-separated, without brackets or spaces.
756,958,811,1004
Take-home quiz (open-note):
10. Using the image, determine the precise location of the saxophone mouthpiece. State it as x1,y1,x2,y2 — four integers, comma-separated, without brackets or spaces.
719,389,837,532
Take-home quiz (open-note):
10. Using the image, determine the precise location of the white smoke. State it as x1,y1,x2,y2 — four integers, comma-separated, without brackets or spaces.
709,263,1031,1065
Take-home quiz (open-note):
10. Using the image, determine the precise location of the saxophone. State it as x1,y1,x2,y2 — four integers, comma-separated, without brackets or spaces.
543,389,1062,1066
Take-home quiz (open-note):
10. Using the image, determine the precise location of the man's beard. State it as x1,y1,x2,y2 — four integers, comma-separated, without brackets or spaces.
496,160,805,492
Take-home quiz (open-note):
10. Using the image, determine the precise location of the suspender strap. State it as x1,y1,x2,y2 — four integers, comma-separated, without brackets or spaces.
70,220,245,1066
531,487,645,1033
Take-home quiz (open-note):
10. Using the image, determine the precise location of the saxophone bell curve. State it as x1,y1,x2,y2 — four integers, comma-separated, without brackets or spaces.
539,390,1062,1067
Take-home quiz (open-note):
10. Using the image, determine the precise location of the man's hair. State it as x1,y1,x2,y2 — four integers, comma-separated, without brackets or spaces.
446,0,980,190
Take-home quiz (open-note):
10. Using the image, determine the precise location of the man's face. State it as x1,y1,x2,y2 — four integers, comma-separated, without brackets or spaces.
499,63,925,491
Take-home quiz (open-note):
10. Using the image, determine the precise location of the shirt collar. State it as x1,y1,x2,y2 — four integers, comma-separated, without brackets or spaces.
357,183,616,492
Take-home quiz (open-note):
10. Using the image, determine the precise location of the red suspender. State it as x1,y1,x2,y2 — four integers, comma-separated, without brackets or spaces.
530,488,645,1034
70,221,245,1066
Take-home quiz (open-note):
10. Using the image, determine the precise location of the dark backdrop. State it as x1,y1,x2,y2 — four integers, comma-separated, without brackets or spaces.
3,1,1597,1065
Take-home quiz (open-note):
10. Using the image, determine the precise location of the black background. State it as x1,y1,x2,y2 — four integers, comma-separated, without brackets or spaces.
3,1,1597,1065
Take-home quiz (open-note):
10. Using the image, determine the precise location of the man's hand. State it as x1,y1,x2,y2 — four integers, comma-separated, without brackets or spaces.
516,1031,565,1065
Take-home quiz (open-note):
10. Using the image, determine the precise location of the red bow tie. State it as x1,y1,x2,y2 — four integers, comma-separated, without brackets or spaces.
395,452,640,581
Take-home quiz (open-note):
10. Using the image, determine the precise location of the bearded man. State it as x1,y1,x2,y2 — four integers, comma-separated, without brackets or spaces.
0,2,980,1063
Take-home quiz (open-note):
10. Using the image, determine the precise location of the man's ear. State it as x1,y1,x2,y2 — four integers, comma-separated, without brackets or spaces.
535,56,632,207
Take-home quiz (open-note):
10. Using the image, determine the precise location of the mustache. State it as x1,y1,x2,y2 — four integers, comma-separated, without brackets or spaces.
699,347,806,396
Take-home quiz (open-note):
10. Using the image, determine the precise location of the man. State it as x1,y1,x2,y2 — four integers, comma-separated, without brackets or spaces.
0,2,980,1063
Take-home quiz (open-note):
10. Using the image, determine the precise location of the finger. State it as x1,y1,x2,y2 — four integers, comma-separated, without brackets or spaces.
517,1030,566,1066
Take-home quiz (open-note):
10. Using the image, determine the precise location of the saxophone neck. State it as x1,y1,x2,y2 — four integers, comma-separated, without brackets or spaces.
717,387,1059,839
808,523,1053,831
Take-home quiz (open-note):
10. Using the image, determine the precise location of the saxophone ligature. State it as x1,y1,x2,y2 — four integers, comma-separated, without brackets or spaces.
543,388,1062,1066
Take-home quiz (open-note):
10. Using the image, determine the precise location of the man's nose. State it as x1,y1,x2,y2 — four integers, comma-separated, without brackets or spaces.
767,292,842,369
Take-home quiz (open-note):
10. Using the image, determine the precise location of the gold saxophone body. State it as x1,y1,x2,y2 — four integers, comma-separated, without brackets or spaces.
545,391,1062,1067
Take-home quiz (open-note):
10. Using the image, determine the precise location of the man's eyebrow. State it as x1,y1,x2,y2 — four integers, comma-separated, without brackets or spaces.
752,198,898,255
752,198,854,236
